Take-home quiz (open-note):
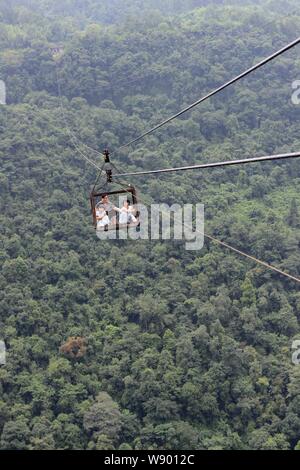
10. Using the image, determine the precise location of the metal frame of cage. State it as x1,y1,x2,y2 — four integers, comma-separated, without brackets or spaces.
90,186,140,231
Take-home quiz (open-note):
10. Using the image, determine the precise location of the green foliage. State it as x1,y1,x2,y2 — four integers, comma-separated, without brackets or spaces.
0,0,299,451
83,392,122,446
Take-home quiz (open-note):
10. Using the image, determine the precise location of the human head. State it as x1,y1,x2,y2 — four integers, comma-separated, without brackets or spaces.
123,199,130,208
101,193,109,203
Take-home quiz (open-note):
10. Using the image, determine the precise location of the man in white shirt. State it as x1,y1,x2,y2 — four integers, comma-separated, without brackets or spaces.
115,199,137,225
96,206,110,229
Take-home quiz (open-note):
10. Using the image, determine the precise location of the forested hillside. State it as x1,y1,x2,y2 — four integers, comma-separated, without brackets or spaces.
0,0,300,450
0,0,266,27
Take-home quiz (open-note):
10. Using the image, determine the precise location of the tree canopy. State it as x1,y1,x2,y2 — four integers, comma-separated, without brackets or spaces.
0,0,300,450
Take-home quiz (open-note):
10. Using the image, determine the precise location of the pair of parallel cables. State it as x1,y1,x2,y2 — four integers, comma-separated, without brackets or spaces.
54,35,300,284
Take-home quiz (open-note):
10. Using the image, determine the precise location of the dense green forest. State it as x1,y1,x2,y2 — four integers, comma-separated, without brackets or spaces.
0,0,300,450
0,0,267,27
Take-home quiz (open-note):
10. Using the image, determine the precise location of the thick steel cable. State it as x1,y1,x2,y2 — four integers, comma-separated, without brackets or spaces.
127,190,300,284
113,36,300,153
114,151,300,177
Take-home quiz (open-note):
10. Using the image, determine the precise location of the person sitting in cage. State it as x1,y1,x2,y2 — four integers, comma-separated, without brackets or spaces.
114,199,138,225
96,204,110,229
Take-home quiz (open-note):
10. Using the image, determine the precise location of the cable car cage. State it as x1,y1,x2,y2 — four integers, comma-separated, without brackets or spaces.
90,150,140,232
